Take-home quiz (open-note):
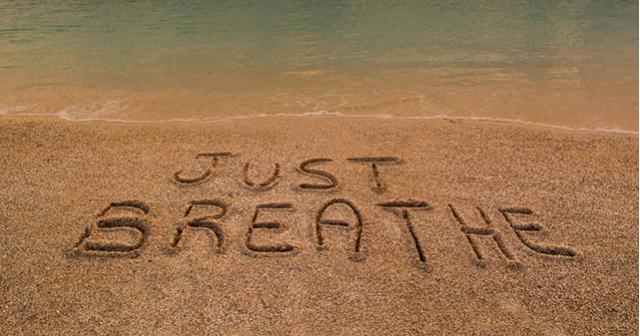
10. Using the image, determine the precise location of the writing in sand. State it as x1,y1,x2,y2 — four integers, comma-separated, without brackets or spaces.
70,153,578,266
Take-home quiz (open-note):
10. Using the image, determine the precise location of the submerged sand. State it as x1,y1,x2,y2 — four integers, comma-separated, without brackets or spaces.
0,116,637,334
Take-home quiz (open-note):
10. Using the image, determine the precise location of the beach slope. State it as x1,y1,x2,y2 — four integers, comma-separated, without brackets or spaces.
0,117,637,334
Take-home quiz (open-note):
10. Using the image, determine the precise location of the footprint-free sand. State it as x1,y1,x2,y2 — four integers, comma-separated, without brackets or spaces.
0,116,637,334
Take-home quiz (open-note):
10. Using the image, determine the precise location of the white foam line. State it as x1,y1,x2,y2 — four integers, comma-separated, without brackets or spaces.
1,110,637,135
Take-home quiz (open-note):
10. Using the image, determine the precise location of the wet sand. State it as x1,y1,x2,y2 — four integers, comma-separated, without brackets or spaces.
0,116,637,334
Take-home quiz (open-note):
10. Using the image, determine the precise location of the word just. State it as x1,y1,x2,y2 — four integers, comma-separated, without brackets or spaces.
172,152,401,190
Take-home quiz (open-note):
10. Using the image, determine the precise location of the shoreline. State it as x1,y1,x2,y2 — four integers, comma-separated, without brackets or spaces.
1,112,638,135
0,116,637,334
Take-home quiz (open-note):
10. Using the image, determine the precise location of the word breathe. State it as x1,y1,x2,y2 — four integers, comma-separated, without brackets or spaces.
70,154,578,266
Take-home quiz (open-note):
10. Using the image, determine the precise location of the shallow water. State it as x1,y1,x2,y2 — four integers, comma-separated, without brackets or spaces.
0,0,637,132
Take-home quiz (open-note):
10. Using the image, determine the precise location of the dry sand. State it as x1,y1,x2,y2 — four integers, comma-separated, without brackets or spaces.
0,116,637,335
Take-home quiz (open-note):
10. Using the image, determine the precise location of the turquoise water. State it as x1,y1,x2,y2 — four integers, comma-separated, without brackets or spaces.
0,0,637,131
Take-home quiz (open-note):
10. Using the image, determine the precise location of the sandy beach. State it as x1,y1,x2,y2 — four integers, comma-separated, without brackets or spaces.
0,116,637,334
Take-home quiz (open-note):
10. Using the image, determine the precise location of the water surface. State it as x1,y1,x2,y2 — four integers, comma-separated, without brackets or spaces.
0,0,637,131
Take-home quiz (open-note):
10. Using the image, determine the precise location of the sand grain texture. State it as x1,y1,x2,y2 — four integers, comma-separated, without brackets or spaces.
0,117,637,335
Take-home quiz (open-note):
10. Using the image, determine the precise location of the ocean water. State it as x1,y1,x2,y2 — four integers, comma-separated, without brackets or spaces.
0,0,637,132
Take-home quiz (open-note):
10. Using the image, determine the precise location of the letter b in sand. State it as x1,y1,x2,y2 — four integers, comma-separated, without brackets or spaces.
72,200,150,258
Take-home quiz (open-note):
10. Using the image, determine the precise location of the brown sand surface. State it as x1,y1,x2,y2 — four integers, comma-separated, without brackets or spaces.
0,116,637,335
